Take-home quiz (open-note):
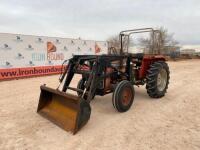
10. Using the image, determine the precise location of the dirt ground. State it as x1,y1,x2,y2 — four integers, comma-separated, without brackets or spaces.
0,60,200,150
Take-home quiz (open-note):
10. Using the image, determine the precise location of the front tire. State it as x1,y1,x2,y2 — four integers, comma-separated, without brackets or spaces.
112,80,135,112
77,79,85,96
146,61,170,98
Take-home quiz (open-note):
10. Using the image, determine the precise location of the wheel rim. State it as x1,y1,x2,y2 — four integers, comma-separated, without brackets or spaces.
157,68,167,92
121,87,132,106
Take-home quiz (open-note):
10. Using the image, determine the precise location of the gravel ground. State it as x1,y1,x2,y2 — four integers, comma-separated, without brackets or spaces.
0,59,200,150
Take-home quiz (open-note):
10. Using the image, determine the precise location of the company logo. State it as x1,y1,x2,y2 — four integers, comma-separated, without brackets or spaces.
77,47,81,51
71,40,75,45
55,39,60,44
47,42,64,61
16,53,24,59
83,41,87,45
62,46,68,51
46,60,54,65
36,37,44,43
26,61,35,66
47,42,56,53
32,53,45,61
15,36,23,42
6,62,12,67
95,43,101,54
26,44,34,50
30,61,34,66
1,61,13,68
1,44,11,50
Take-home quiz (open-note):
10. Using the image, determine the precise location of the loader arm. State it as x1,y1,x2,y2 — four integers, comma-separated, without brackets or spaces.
37,56,105,134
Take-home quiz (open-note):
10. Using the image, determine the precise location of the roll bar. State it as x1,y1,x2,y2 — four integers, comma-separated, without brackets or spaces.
119,28,161,54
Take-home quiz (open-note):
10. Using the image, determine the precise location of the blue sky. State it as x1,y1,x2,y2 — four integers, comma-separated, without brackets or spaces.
0,0,199,44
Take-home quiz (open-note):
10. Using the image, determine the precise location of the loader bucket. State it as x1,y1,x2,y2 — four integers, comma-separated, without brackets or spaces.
37,85,91,134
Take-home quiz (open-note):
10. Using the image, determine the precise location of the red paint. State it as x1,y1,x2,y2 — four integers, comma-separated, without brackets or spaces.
47,53,64,60
0,65,66,81
139,55,165,79
95,44,101,54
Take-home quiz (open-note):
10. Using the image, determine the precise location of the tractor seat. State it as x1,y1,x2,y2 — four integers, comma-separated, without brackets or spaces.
132,53,144,59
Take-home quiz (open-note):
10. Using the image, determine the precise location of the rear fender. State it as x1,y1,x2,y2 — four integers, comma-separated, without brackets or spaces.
139,56,165,79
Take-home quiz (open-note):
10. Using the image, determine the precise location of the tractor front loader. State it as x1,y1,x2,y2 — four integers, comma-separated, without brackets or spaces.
37,28,170,134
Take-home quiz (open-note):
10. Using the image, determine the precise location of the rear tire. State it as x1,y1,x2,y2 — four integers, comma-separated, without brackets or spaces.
146,61,170,98
112,80,135,112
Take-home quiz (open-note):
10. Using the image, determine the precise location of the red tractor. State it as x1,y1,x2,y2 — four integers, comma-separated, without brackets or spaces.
37,28,170,134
